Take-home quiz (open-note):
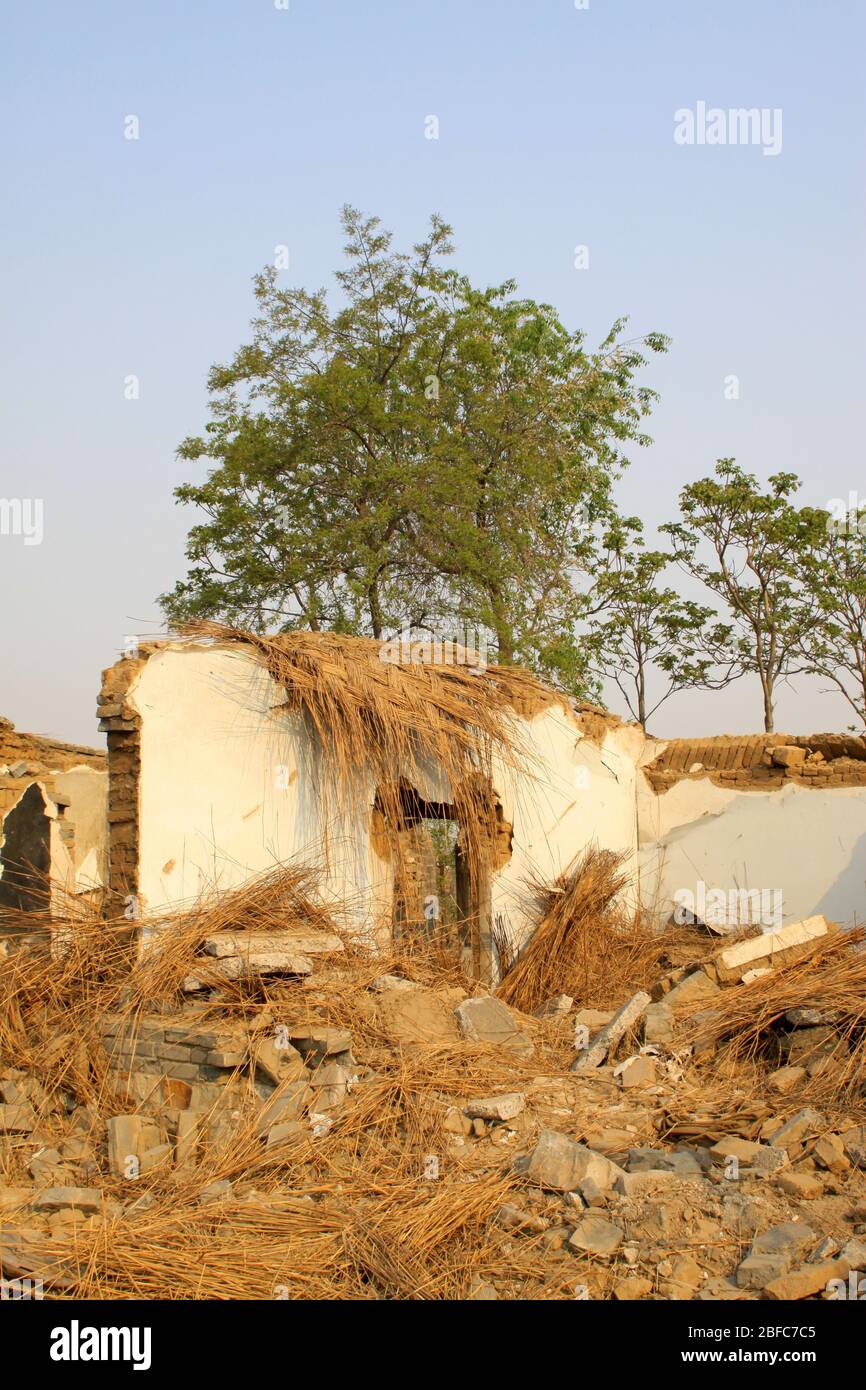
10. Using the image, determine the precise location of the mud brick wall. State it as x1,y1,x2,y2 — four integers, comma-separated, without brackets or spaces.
97,656,146,907
100,1018,247,1085
644,733,866,794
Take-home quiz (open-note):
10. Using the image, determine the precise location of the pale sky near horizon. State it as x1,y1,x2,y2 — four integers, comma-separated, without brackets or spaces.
1,0,864,746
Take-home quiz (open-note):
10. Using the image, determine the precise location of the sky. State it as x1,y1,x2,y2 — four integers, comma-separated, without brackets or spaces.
1,0,864,745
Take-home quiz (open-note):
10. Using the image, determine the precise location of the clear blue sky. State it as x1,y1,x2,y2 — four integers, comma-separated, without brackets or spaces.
1,0,864,743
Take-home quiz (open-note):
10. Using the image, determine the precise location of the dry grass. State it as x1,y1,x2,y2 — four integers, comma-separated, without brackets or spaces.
495,847,700,1014
0,864,560,1300
678,927,866,1106
0,862,351,1116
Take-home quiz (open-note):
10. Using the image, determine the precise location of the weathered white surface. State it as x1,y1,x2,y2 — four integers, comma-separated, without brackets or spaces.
127,643,640,955
125,640,866,960
130,644,380,929
716,915,830,981
637,776,866,928
489,714,642,959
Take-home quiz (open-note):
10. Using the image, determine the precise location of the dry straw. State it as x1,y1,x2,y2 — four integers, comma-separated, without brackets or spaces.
495,846,698,1014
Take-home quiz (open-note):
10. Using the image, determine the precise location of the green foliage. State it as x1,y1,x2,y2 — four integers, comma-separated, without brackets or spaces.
662,460,827,732
799,507,866,729
162,206,669,696
586,517,726,729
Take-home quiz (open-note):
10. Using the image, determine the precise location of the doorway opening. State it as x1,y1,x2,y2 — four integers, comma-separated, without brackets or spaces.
377,780,512,980
0,783,51,915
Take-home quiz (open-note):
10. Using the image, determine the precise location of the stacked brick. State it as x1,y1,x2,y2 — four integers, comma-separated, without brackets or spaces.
97,656,145,906
644,733,866,794
100,1017,248,1086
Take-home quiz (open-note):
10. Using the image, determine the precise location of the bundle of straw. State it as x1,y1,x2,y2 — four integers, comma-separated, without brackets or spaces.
496,847,693,1014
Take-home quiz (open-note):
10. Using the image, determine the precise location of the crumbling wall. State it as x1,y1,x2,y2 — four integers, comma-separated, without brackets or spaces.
0,719,107,913
638,736,866,928
106,641,642,959
111,642,380,929
488,711,643,956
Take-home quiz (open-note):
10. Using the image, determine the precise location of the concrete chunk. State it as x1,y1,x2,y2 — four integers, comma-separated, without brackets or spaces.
515,1129,624,1192
202,930,344,958
765,1258,849,1301
664,970,721,1014
765,1107,826,1154
32,1187,102,1214
454,997,533,1058
464,1093,525,1123
571,991,651,1070
716,916,830,983
567,1213,624,1256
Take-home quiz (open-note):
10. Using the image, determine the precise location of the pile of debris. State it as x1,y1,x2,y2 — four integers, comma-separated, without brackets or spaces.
1,865,864,1301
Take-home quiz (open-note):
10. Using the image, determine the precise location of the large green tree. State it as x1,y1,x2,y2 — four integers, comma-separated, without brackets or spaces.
162,206,669,692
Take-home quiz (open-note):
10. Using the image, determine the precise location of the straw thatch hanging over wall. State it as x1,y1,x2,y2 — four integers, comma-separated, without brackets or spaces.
179,621,565,968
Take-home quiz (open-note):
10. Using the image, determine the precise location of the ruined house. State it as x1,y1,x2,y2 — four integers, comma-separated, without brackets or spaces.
0,716,107,918
93,627,866,978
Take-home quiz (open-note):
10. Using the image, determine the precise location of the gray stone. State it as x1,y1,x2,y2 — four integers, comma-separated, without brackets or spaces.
643,1002,674,1044
571,991,651,1071
202,930,343,958
627,1148,704,1177
750,1145,790,1174
266,1121,305,1147
515,1129,624,1193
533,994,573,1020
495,1204,547,1233
369,974,417,993
0,1103,36,1134
663,970,722,1014
289,1026,353,1059
840,1238,866,1271
255,1081,313,1135
615,1169,702,1197
251,1035,306,1086
198,1179,233,1203
454,997,533,1057
567,1213,624,1256
463,1093,525,1123
765,1108,826,1153
106,1115,161,1178
737,1222,814,1289
32,1187,102,1214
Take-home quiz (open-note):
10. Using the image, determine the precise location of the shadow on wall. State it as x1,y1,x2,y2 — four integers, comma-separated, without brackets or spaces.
645,786,866,929
0,783,50,914
813,828,866,926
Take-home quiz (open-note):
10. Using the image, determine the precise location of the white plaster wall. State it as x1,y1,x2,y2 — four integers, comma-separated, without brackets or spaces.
637,775,866,928
490,712,643,950
133,641,866,946
54,766,108,889
133,645,324,910
126,644,644,949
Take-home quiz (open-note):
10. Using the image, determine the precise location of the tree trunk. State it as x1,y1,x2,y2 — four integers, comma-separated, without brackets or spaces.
762,678,775,733
368,585,384,640
637,662,647,729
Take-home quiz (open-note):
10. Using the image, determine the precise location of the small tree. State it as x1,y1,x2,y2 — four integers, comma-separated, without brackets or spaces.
662,461,826,732
799,505,866,729
587,518,727,729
